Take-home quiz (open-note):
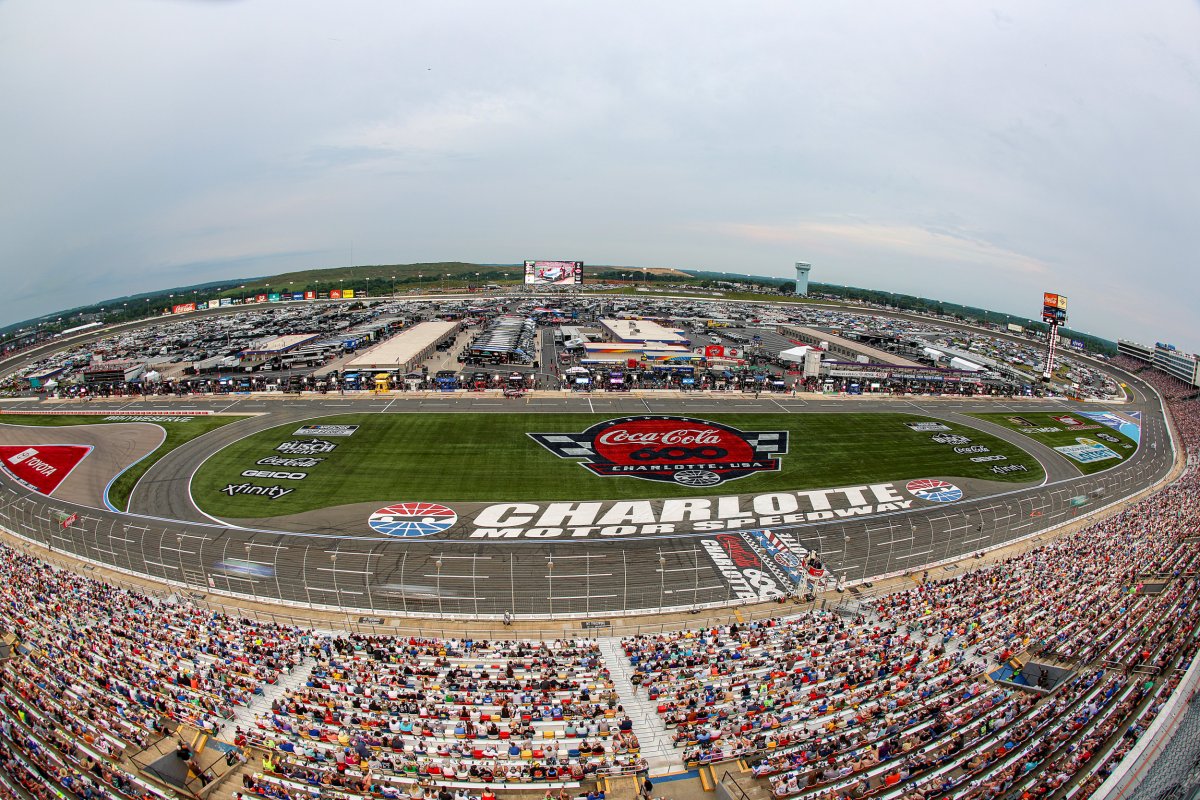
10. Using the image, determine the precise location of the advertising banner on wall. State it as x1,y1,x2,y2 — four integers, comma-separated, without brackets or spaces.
172,303,197,314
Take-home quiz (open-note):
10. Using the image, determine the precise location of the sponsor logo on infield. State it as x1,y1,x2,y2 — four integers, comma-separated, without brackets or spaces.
276,439,338,455
905,422,951,432
905,479,963,503
368,503,458,537
528,416,787,486
294,425,359,436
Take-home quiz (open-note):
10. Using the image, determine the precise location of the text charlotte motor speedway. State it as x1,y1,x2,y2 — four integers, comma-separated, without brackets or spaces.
459,481,934,539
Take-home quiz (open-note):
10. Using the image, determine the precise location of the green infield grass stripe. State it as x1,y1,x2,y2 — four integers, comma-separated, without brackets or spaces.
191,412,1044,519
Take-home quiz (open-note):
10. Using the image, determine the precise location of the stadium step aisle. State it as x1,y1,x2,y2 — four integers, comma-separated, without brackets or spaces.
595,637,685,777
226,654,317,737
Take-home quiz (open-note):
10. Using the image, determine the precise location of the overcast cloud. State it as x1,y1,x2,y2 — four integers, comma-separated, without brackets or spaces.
1,1,1198,347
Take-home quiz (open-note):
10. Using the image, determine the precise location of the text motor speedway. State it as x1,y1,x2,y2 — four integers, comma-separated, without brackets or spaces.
462,479,948,539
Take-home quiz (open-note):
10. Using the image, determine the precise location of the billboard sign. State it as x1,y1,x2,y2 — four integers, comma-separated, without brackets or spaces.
304,291,315,300
268,293,281,302
255,294,268,303
524,260,583,285
1042,292,1068,325
330,290,342,299
1007,323,1024,334
343,289,355,299
172,303,197,314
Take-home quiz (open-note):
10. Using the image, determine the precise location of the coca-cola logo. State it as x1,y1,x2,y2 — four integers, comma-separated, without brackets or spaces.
529,416,786,486
596,428,724,446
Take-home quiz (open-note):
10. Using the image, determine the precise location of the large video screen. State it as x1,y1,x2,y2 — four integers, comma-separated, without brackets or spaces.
525,260,583,285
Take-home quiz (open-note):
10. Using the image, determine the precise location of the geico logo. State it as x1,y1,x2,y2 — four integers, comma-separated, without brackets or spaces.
240,470,307,480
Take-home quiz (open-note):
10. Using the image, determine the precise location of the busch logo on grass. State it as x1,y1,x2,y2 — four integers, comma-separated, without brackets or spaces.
276,439,338,455
529,416,787,487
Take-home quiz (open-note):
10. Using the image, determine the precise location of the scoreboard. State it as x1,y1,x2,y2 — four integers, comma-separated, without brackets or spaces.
1042,292,1068,325
525,260,583,286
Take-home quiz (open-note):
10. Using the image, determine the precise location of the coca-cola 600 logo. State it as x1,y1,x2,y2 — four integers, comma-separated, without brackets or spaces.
529,416,787,486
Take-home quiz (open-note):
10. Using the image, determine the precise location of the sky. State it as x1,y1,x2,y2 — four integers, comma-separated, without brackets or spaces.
1,1,1198,348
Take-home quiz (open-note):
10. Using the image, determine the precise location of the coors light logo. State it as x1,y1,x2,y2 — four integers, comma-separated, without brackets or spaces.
529,416,787,487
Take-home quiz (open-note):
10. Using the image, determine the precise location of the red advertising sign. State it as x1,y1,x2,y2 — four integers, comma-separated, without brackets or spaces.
304,291,316,300
172,303,197,314
0,445,92,495
330,290,342,299
704,344,725,359
255,294,268,303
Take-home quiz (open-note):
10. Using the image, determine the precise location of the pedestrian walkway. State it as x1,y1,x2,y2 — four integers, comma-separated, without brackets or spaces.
224,655,317,737
596,637,686,777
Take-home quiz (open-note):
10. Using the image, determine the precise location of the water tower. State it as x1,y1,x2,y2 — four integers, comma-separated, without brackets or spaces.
794,262,812,296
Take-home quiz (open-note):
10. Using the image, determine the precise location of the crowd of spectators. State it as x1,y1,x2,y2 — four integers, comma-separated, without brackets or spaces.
0,544,312,799
621,388,1200,799
247,634,649,798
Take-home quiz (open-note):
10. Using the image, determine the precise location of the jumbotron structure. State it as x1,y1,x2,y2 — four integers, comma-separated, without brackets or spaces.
0,283,1196,800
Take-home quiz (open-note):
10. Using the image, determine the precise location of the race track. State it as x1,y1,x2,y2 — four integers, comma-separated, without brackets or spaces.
0,366,1173,620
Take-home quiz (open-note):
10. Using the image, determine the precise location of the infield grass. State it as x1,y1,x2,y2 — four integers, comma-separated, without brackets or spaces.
969,411,1138,475
191,412,1043,518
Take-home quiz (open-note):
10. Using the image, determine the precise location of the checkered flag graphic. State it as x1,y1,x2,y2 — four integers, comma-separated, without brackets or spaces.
528,433,597,459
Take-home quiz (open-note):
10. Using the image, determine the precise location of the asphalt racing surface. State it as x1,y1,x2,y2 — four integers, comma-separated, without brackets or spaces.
0,364,1173,620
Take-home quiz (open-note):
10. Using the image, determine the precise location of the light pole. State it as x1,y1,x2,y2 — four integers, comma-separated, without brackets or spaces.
435,557,443,616
658,552,666,609
391,275,396,298
546,558,554,617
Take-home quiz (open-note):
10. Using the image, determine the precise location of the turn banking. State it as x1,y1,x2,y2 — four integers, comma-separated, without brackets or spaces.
466,482,921,539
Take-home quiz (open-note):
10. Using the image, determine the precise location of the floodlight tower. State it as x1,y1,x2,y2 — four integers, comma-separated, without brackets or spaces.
794,262,811,296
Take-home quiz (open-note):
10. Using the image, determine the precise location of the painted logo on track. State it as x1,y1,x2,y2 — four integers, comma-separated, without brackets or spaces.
0,444,92,496
368,503,459,537
528,416,788,486
906,478,963,503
